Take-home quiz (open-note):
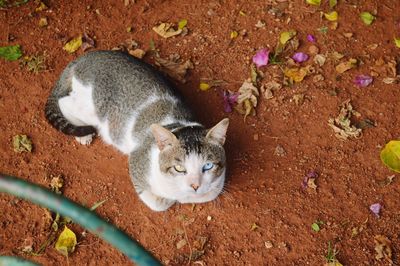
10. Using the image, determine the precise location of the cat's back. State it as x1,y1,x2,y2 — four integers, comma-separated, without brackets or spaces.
71,50,174,99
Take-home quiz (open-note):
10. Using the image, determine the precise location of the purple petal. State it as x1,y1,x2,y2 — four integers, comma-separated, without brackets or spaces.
307,34,316,43
302,171,318,189
292,52,309,63
354,75,373,87
369,203,381,217
223,90,238,113
252,49,270,67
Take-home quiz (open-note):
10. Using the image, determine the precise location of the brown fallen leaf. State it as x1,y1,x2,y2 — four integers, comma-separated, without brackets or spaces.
153,23,182,38
374,235,392,263
284,67,309,83
50,175,64,194
154,56,193,83
328,100,362,140
314,54,326,67
38,17,48,27
335,58,357,73
235,79,259,119
129,48,146,59
176,239,187,249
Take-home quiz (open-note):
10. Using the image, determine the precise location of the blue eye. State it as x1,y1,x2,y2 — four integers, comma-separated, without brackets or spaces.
202,162,214,172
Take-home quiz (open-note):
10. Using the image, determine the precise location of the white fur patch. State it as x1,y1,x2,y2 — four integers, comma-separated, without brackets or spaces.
58,77,100,126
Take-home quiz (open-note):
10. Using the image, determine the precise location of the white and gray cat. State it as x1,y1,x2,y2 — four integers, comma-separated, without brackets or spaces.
45,50,229,211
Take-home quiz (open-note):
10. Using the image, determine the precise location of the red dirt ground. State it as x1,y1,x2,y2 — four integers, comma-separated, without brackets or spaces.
1,0,400,265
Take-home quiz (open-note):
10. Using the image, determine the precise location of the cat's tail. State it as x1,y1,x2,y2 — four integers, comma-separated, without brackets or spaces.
45,95,97,137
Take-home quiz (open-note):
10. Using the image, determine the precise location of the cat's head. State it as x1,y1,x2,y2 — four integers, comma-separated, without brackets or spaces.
150,119,229,203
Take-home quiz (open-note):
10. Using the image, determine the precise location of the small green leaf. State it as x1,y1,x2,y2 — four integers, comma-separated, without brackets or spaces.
55,226,77,257
324,11,338,21
306,0,321,6
178,19,187,29
311,223,320,232
380,140,400,173
63,36,82,54
0,45,23,61
360,12,375,25
329,0,337,9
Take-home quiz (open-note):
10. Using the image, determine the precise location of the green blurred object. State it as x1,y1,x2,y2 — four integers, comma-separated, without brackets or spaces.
0,256,39,266
0,174,161,266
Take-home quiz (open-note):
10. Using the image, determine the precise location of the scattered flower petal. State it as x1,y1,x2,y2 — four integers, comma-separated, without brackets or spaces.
252,49,269,67
223,90,239,113
292,52,309,63
360,12,375,25
354,75,373,87
199,82,210,91
230,31,238,39
370,203,381,217
307,34,316,43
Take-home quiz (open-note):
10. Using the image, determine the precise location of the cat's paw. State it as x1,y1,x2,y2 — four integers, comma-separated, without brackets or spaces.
75,133,95,145
139,190,175,211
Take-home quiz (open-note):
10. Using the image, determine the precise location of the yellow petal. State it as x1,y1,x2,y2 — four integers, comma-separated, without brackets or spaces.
324,11,338,21
63,36,82,54
284,67,308,83
199,82,210,91
230,31,238,39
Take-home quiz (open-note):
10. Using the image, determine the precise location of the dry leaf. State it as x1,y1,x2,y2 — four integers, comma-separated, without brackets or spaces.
153,23,182,38
13,135,33,153
293,94,305,106
38,17,48,27
328,100,362,140
284,67,309,83
331,51,344,60
55,226,77,257
63,36,82,54
382,77,399,84
374,235,392,263
314,54,326,67
176,239,187,249
335,58,357,73
154,56,193,83
313,74,325,83
50,175,64,194
235,79,259,119
129,48,146,59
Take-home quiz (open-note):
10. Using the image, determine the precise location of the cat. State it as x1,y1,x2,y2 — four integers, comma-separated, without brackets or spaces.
45,50,229,211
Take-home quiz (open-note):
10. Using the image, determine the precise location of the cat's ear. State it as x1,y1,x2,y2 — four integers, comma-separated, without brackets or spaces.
206,118,229,145
150,124,178,151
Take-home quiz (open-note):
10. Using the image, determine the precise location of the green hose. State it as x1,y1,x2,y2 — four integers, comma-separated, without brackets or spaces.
0,174,162,266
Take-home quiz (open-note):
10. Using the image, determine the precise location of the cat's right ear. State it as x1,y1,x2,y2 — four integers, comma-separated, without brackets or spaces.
150,124,178,151
206,118,229,145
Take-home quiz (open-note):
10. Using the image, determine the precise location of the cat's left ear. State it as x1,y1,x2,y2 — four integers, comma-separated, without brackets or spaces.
150,124,178,151
206,118,229,145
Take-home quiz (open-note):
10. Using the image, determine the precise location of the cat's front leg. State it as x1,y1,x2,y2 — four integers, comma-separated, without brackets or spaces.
138,190,175,211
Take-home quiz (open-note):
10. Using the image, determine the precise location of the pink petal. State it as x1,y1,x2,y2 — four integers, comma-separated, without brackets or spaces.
369,203,381,217
252,49,270,67
292,52,309,63
354,75,373,87
307,34,316,43
223,90,239,113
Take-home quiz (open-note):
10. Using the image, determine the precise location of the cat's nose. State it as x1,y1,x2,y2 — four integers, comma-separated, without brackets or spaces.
191,184,199,191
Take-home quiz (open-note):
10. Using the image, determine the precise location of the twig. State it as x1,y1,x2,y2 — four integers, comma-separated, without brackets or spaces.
182,222,193,265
